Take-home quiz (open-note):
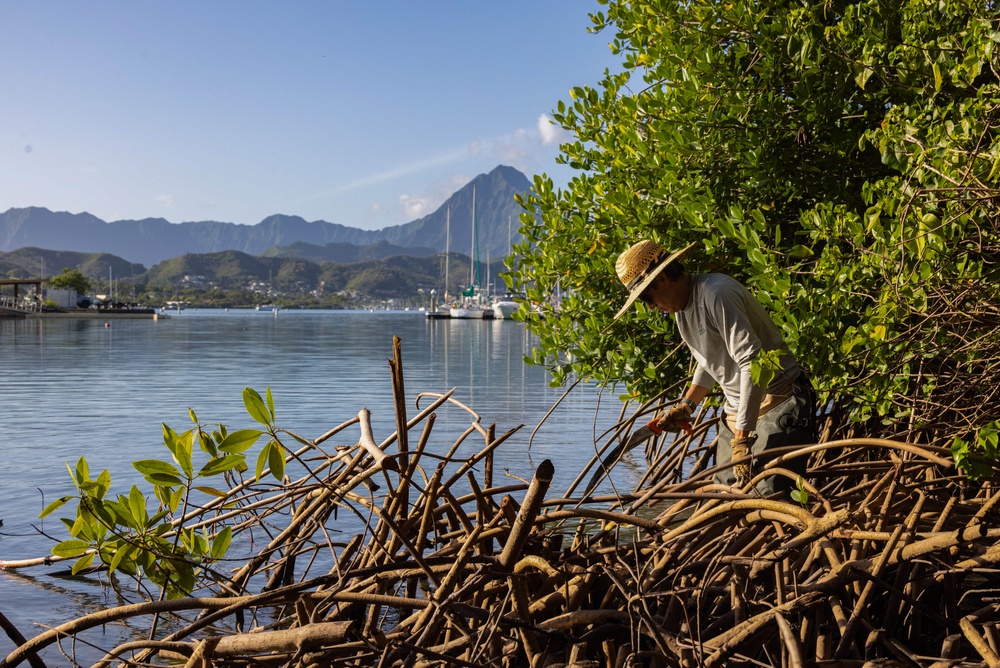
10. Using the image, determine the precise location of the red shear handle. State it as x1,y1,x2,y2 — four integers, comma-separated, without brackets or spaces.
646,418,692,436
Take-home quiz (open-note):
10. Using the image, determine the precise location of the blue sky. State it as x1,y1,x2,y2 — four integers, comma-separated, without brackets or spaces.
1,2,618,230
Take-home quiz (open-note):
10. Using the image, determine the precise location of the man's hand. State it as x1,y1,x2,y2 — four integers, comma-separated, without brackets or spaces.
731,434,757,486
648,403,693,435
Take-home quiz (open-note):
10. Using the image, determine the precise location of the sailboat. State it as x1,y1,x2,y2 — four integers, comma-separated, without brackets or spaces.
490,214,521,319
450,185,486,319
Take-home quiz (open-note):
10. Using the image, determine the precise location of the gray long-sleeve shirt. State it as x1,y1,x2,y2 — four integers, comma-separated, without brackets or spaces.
675,273,800,431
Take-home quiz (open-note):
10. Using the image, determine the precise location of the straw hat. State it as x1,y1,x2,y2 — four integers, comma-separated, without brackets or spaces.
613,240,698,320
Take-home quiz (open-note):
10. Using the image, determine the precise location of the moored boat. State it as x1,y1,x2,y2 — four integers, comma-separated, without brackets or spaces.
449,303,485,319
491,294,520,320
449,185,488,320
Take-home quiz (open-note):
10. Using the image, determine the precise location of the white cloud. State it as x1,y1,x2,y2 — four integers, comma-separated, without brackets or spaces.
400,193,431,218
537,114,568,146
154,194,175,208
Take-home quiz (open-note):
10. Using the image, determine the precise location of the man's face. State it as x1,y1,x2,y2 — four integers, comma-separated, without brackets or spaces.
640,273,688,314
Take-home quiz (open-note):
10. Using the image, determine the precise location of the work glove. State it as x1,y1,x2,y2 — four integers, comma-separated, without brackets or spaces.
730,434,757,487
647,403,694,435
642,404,695,461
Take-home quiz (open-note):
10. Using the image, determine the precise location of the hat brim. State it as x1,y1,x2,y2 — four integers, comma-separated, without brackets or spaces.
613,241,698,321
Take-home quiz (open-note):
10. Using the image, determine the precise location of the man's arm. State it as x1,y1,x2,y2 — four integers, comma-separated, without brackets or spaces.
683,384,710,408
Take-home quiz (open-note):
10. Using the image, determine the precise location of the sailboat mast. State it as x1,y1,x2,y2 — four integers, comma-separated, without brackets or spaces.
445,206,450,302
470,185,477,291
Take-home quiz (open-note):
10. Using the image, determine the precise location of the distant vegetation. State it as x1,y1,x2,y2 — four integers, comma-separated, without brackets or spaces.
47,268,92,296
0,245,509,309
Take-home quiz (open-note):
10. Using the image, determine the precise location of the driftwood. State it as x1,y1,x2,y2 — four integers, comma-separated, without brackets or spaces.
3,335,1000,667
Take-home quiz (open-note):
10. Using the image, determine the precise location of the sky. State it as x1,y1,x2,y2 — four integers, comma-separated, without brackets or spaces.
0,2,619,230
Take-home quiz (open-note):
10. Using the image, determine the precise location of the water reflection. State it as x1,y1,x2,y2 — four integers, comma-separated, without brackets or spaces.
0,310,628,662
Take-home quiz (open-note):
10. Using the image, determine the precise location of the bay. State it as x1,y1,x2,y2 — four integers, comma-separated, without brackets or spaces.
0,309,640,662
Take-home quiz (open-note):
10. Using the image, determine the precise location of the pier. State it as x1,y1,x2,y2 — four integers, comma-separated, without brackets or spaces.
0,279,44,317
0,278,164,319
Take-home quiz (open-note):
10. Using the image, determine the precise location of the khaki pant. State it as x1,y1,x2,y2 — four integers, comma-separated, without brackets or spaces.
715,376,816,495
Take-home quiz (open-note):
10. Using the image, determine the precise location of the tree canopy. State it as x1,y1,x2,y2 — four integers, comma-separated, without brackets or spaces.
510,0,1000,451
48,268,93,296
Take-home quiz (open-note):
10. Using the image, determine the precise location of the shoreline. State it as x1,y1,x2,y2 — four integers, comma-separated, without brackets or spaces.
0,308,167,320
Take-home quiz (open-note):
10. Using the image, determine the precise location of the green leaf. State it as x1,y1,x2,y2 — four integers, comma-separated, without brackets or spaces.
199,431,218,457
70,513,93,539
169,487,184,513
265,386,275,420
71,552,96,575
750,360,775,388
133,459,182,478
52,539,90,558
147,472,185,486
194,485,231,498
108,544,132,573
243,388,271,425
148,509,170,526
128,485,148,527
715,216,736,239
198,454,245,477
39,496,72,519
174,430,195,478
986,153,1000,182
255,442,272,482
74,457,90,486
268,441,286,482
161,423,181,459
211,526,233,560
94,469,112,499
218,429,263,454
787,244,813,259
154,485,173,508
855,65,873,89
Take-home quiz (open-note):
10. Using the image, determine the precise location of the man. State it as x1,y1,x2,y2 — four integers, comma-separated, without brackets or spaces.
614,239,815,494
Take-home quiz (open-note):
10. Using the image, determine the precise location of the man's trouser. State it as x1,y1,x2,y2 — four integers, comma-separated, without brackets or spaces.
715,375,817,495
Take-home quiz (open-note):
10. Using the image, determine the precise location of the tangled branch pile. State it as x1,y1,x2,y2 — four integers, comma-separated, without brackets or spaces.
4,340,1000,668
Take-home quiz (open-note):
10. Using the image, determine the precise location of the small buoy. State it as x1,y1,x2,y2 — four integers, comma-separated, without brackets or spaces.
104,322,110,328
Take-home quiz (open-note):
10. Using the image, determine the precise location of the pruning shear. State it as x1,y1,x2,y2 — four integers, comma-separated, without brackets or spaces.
644,416,693,438
639,417,692,460
582,416,693,497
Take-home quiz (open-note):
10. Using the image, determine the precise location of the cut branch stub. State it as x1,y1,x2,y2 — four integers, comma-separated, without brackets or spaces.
499,458,554,570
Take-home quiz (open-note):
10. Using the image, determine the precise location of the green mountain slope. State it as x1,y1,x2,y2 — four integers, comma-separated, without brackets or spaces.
0,247,144,282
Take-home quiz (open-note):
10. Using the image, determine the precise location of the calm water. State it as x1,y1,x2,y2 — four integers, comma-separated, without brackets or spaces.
0,309,636,661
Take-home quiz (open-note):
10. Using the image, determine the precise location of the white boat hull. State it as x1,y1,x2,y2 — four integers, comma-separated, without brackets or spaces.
450,306,485,319
491,301,519,320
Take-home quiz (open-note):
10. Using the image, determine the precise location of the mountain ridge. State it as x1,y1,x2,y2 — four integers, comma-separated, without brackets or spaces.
0,165,531,267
